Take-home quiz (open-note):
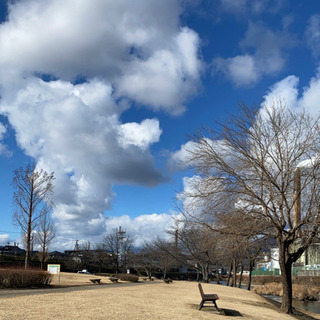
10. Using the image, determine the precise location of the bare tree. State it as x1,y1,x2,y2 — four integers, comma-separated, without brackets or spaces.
12,163,54,269
134,242,159,280
103,227,132,273
185,103,320,313
80,241,93,269
155,225,218,282
94,243,109,273
174,225,218,282
35,206,56,270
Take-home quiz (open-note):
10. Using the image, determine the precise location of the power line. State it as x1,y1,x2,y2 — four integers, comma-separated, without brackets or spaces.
0,230,21,234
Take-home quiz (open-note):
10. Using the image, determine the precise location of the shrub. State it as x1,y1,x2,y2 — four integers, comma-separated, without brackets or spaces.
253,282,283,296
118,273,139,282
253,282,320,301
0,269,53,288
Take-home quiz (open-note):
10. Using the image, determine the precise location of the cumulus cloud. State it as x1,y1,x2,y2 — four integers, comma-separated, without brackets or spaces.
214,55,258,87
118,119,162,151
262,70,320,117
0,0,202,114
262,75,299,109
50,212,176,250
105,213,176,247
213,21,295,86
0,77,167,236
0,0,202,242
167,140,197,171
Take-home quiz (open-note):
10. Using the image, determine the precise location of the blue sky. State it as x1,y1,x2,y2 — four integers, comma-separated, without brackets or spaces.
1,0,320,250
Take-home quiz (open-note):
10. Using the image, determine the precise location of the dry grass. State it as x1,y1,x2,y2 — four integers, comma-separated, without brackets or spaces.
253,282,320,301
0,273,318,320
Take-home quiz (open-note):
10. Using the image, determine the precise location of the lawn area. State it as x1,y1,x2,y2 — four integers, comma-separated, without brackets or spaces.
0,273,318,320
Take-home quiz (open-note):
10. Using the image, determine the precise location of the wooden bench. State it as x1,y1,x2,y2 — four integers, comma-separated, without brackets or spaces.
198,283,219,312
163,279,173,284
90,279,101,284
109,277,119,283
142,277,154,281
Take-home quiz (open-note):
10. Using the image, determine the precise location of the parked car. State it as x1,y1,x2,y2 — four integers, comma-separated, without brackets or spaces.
77,269,91,274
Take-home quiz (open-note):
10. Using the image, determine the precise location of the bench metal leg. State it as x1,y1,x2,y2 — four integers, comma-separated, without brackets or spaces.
199,299,219,312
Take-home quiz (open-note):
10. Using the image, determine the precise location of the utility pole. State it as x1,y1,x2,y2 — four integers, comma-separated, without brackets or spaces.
117,226,126,273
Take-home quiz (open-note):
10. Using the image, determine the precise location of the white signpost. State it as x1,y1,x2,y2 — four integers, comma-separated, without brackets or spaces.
47,264,61,284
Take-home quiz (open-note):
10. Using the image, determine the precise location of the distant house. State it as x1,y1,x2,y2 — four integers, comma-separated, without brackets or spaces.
294,242,320,270
0,244,25,256
49,251,65,258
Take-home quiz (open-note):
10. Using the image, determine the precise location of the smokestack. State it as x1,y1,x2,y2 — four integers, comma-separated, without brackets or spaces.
293,167,301,227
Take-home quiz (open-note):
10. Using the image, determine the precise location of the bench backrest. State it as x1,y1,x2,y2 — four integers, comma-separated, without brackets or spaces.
198,283,205,299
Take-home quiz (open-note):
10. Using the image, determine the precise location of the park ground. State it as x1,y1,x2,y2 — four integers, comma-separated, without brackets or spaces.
0,273,319,320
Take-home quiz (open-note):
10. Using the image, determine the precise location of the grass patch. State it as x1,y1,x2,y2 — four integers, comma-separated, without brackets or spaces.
253,282,320,301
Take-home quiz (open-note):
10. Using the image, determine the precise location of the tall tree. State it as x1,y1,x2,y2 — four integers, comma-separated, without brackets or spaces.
35,206,56,270
185,103,320,313
103,227,132,273
12,163,54,269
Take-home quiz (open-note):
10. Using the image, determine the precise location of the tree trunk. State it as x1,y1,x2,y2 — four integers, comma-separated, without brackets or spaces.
226,261,232,286
232,258,237,287
247,260,254,290
201,263,209,283
145,268,152,281
216,264,221,284
163,268,167,279
238,264,244,288
25,222,32,270
278,241,293,314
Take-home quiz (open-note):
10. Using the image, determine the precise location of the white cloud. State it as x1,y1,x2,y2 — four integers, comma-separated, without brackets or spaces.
105,213,176,247
262,70,320,117
0,0,202,115
115,27,202,115
262,75,299,110
167,140,197,171
51,212,176,250
0,234,10,245
0,0,202,241
0,122,10,156
214,55,258,87
0,78,167,237
118,119,162,151
213,21,295,86
305,14,320,59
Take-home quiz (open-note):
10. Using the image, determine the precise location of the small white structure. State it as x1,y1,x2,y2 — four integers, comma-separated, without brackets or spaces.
270,248,280,270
